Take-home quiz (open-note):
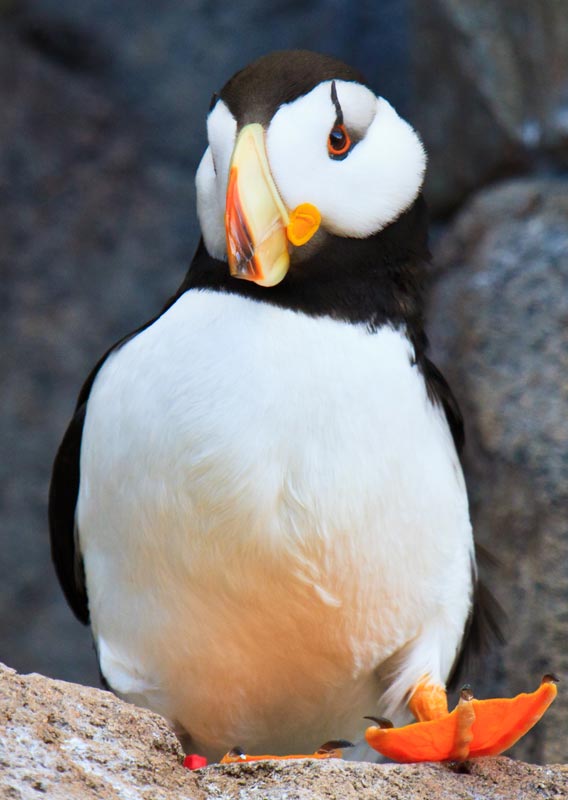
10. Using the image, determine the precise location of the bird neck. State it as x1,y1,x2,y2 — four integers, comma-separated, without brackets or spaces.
177,194,430,349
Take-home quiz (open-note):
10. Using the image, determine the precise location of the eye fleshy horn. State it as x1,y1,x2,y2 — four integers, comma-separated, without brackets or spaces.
328,81,352,160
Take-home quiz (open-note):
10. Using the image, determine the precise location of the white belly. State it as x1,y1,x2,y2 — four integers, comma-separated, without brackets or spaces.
78,290,473,759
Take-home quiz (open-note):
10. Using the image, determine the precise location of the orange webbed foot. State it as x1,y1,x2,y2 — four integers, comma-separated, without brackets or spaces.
365,674,558,763
220,739,352,764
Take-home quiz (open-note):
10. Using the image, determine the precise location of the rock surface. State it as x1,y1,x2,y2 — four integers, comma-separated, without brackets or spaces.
413,0,568,213
0,662,192,800
428,178,568,764
1,662,567,800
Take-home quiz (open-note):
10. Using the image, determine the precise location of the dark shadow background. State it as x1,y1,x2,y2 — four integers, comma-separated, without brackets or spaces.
1,0,567,764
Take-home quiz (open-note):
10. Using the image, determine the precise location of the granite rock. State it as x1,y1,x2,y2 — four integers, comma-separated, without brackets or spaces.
428,178,568,763
1,662,567,800
413,0,568,213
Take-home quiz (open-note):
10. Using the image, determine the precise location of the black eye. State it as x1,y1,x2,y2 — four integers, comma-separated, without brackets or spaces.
328,124,352,159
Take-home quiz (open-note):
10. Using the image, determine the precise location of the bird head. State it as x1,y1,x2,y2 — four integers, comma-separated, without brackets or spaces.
196,50,426,289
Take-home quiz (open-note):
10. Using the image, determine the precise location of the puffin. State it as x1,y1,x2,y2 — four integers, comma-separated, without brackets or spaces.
49,50,556,765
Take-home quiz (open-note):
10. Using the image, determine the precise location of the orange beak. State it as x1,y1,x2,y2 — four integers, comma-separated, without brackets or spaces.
224,123,321,287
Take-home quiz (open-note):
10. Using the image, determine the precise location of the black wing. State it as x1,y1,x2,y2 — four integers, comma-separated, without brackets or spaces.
49,402,89,623
447,550,505,689
420,355,504,686
49,346,124,625
421,355,465,456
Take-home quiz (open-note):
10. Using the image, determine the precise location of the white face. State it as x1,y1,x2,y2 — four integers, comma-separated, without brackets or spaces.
196,80,426,261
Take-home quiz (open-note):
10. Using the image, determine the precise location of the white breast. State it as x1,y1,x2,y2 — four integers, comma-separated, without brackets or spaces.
78,290,473,760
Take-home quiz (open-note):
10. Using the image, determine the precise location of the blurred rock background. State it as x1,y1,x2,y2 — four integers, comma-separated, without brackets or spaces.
1,0,566,765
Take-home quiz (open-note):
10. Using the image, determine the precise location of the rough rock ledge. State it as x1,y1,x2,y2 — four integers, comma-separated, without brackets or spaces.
1,662,566,800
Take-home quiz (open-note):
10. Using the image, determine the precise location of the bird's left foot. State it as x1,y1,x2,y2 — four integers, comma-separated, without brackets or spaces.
365,674,558,763
220,740,352,764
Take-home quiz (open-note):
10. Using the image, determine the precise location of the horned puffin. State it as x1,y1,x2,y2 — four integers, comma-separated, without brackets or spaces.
50,50,556,765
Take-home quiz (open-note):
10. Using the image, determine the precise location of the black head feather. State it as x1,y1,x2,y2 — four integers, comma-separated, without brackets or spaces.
219,50,367,127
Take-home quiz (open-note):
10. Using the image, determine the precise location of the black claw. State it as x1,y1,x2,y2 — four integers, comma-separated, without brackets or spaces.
363,716,393,729
227,746,246,759
317,739,354,753
543,673,559,684
460,685,474,702
450,760,472,774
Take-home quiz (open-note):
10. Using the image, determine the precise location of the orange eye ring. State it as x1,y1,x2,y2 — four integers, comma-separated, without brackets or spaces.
327,124,352,159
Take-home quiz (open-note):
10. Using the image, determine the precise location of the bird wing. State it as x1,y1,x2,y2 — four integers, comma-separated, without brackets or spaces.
421,355,464,455
49,403,89,625
49,341,130,625
419,354,503,686
49,401,89,623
